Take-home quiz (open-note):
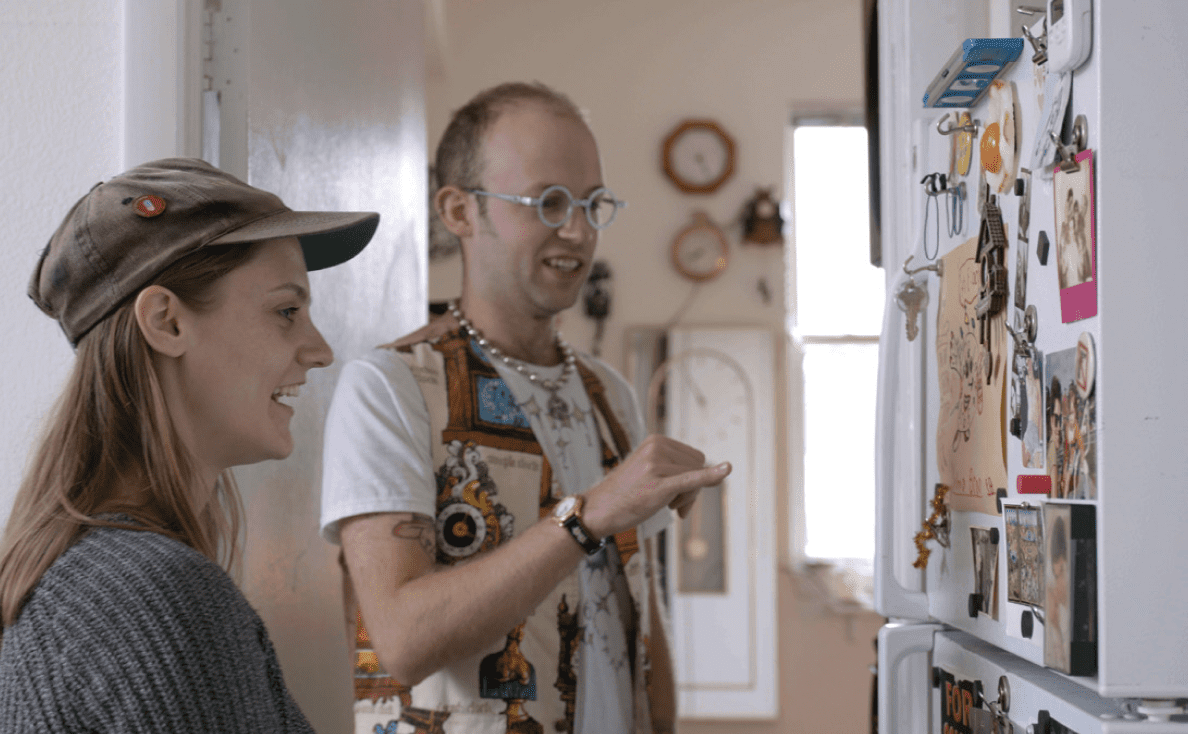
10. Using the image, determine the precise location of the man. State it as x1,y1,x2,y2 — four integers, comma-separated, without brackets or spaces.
320,82,730,734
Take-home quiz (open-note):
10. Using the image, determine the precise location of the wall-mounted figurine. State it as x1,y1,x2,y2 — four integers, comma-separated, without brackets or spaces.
741,188,785,246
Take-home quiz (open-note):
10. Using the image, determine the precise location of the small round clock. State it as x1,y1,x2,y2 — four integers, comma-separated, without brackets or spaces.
671,211,729,282
662,119,736,195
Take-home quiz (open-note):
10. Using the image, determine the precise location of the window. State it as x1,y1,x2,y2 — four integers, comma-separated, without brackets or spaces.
786,115,884,606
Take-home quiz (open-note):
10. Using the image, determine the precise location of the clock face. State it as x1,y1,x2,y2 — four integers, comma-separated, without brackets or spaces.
663,120,735,194
673,215,729,282
671,350,749,458
672,129,729,186
679,229,726,274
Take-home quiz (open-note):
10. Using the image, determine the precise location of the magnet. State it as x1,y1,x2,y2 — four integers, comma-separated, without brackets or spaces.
1037,230,1050,265
1021,610,1034,638
995,487,1008,514
1018,475,1052,494
1010,416,1023,438
969,593,983,618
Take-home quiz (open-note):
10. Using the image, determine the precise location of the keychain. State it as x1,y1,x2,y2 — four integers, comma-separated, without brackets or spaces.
897,256,944,342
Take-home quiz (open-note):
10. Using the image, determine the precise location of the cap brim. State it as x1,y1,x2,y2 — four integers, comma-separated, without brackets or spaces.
209,209,380,271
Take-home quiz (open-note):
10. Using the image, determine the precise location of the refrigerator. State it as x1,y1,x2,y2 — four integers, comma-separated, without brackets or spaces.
873,1,1188,732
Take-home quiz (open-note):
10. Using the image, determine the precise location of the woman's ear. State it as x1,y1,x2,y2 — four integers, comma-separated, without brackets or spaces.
134,286,187,358
435,185,474,239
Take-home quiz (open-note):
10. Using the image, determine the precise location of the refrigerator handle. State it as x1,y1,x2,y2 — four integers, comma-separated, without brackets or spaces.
874,294,929,618
878,622,941,734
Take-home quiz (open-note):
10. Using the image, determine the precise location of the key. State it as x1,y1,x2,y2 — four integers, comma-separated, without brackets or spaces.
895,278,928,342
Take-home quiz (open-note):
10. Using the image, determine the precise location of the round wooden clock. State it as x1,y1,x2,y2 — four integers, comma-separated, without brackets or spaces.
671,211,729,282
662,119,736,195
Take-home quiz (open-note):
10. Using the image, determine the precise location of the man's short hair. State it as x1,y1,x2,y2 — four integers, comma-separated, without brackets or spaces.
435,81,586,196
431,82,586,257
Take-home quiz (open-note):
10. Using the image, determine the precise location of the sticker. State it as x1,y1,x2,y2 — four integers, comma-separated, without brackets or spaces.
1045,347,1097,499
1017,474,1052,494
1055,150,1098,323
938,668,978,734
133,194,167,218
983,80,1019,194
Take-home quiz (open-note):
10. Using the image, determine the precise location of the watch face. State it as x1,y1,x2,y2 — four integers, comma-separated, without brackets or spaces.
554,495,577,519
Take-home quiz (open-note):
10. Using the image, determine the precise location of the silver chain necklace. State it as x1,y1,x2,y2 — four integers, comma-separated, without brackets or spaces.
448,300,577,423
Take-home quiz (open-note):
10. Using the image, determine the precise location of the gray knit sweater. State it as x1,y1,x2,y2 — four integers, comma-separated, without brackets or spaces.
0,525,314,733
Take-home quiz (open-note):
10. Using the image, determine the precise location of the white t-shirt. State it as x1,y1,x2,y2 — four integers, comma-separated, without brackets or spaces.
320,343,660,734
320,346,649,542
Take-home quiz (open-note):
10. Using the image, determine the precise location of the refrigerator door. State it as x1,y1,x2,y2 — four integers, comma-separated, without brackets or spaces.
932,629,1188,733
880,0,1188,696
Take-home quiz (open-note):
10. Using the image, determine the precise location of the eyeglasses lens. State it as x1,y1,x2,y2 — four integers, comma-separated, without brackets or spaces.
587,190,617,228
538,187,573,227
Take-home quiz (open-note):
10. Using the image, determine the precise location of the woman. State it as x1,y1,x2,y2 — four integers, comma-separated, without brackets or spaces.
0,158,378,732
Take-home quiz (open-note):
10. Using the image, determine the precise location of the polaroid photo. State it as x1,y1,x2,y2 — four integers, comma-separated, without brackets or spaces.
1043,503,1097,676
1022,347,1045,469
1045,346,1097,500
970,526,1000,620
1053,150,1097,322
1004,504,1044,606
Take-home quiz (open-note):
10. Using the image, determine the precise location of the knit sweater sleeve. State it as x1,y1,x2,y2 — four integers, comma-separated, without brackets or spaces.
0,527,314,734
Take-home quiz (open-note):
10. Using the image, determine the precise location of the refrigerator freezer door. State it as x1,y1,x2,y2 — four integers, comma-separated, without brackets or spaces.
878,622,941,734
933,630,1188,733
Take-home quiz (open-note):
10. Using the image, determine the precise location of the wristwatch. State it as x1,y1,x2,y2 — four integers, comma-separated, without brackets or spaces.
552,495,604,555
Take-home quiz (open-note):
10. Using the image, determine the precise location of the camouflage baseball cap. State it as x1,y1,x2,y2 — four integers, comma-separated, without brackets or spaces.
30,157,380,345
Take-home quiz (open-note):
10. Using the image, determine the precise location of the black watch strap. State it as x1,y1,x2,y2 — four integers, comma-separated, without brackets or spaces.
562,514,605,555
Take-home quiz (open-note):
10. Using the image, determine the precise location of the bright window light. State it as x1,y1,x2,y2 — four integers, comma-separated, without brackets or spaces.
790,121,883,566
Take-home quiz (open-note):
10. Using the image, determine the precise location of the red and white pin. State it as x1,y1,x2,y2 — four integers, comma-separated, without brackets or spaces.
133,194,167,218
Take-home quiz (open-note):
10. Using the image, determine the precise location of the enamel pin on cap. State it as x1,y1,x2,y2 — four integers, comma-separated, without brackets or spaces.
133,194,167,218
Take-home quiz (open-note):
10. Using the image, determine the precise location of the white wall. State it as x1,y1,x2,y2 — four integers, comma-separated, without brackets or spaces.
0,0,122,529
426,1,884,731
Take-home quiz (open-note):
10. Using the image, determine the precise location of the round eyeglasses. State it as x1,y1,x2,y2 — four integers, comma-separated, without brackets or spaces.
466,185,627,230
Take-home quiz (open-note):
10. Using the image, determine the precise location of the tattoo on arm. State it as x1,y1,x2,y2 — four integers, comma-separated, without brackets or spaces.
392,514,435,559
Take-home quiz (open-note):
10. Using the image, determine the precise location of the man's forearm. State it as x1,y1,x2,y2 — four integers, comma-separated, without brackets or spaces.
345,513,586,687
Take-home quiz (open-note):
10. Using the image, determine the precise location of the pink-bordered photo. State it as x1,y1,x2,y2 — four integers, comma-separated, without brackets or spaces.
1054,149,1097,322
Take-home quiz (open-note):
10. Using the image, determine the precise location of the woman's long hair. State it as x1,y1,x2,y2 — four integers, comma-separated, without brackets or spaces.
0,243,260,628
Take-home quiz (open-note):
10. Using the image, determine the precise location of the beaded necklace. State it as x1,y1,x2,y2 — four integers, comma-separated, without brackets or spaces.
449,300,577,423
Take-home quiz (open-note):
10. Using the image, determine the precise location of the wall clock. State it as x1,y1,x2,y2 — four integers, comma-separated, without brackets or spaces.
662,119,736,194
671,211,729,282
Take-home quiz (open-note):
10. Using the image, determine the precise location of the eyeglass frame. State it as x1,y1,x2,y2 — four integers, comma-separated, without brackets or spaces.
464,184,627,230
